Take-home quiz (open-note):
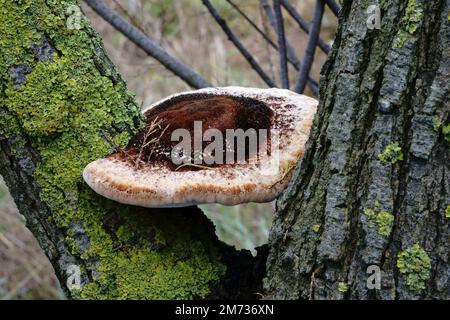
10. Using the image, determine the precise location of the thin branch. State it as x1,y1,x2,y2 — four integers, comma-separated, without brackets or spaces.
259,2,277,81
111,0,147,35
280,0,331,55
260,0,318,95
228,0,303,74
294,0,325,94
202,0,276,88
324,0,341,16
83,0,211,89
273,0,289,89
226,0,277,49
260,0,299,69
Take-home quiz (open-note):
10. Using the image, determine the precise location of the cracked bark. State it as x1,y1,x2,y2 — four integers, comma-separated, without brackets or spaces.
265,0,449,299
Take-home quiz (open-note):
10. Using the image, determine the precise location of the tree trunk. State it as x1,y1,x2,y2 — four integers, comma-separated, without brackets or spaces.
0,0,265,299
265,0,449,299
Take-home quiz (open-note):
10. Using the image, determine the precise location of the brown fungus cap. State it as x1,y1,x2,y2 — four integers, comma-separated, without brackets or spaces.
83,87,317,207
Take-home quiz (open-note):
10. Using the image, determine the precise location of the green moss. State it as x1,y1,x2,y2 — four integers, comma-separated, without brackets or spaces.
378,142,404,164
364,204,394,237
393,0,423,48
337,282,349,293
0,0,225,299
445,205,450,219
397,244,431,292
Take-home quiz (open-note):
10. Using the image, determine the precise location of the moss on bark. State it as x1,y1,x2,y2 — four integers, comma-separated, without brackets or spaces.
0,0,229,299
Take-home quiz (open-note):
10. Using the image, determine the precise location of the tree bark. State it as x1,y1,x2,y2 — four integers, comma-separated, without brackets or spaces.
0,0,265,299
265,0,449,299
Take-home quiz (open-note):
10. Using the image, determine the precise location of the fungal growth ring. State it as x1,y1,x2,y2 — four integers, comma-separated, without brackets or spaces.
83,87,317,207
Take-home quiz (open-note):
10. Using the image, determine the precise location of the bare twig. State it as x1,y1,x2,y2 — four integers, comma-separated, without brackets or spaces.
228,0,301,74
202,0,276,88
324,0,341,16
280,0,331,55
226,0,277,49
99,129,126,155
273,0,289,89
260,0,300,69
259,3,277,81
294,0,325,93
83,0,211,89
111,0,147,34
260,0,319,95
0,231,13,249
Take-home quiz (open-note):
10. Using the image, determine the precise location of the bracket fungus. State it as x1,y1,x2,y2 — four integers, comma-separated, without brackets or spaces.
83,87,317,207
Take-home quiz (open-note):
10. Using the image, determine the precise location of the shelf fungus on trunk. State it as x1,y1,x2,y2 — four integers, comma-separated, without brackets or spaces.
83,87,317,207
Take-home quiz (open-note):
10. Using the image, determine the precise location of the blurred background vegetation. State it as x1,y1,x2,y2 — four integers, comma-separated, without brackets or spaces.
0,0,337,299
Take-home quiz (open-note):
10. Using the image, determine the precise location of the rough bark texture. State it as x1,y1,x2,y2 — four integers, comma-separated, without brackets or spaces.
265,0,449,299
0,0,265,299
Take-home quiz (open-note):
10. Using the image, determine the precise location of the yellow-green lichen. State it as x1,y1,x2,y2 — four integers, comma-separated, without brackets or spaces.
363,202,394,237
393,0,423,48
337,282,349,293
378,142,404,164
375,211,394,237
0,0,225,299
312,224,321,233
442,124,450,142
432,118,450,142
445,205,450,219
397,244,431,292
363,208,377,226
432,117,443,132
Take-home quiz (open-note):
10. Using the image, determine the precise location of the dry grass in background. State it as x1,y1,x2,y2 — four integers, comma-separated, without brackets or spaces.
0,177,63,299
0,0,337,299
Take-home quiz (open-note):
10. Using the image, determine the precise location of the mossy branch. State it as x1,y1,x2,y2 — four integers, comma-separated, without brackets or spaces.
0,0,263,299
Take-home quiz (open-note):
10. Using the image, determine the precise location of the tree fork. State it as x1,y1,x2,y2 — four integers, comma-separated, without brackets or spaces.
0,0,265,299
